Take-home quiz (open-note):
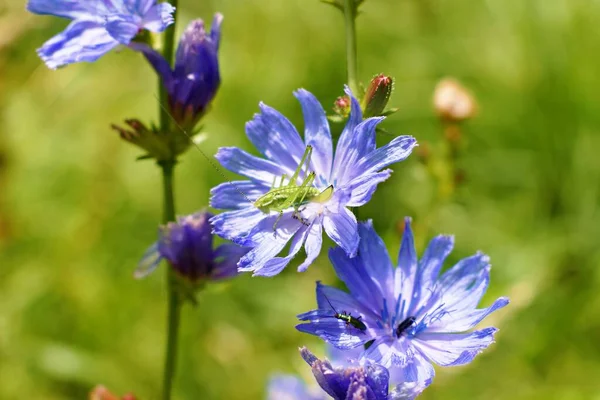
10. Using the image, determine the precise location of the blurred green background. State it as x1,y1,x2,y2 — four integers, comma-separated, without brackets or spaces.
1,0,600,398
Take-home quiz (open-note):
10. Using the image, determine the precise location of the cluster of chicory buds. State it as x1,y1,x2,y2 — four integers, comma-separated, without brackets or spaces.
331,73,396,122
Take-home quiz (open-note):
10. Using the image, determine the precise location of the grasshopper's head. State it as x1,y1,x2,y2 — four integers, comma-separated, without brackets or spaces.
313,185,334,203
253,193,273,214
255,205,270,214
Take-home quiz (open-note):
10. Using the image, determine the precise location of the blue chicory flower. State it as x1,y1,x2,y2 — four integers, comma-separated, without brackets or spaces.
326,346,429,396
297,218,509,385
130,15,222,131
210,88,417,276
294,347,422,400
135,211,247,282
27,0,175,69
267,348,426,400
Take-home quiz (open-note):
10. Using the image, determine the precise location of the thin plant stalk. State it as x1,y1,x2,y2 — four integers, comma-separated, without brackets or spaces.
342,0,360,220
160,160,181,400
157,1,181,399
342,0,359,95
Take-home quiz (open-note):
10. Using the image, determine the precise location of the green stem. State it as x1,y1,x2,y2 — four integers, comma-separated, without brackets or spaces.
162,271,181,400
160,161,181,400
342,0,359,95
158,0,179,133
160,161,176,223
157,1,180,397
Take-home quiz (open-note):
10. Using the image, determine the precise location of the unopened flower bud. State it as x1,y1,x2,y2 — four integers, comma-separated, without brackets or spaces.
126,15,222,159
135,211,249,301
166,16,222,130
444,124,462,143
333,95,351,117
433,78,477,122
362,74,393,118
89,385,137,400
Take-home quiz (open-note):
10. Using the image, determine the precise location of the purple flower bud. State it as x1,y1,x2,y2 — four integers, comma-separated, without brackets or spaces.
136,211,248,284
131,15,222,132
299,348,422,400
301,347,389,400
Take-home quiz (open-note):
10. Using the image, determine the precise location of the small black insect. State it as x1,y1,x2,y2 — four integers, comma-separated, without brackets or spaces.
322,293,367,331
395,316,416,338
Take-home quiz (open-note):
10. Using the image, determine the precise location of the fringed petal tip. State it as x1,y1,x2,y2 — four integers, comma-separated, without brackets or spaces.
212,12,224,30
472,251,492,266
143,3,176,32
161,3,176,25
343,84,357,101
134,243,163,279
36,47,60,70
300,347,319,366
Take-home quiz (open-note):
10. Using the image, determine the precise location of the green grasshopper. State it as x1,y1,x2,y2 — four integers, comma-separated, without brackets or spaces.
253,145,333,231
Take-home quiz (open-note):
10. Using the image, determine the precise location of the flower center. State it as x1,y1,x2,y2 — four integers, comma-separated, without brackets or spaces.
395,316,416,338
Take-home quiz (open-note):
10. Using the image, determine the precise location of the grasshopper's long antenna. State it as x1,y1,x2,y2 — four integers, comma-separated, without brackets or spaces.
153,94,252,203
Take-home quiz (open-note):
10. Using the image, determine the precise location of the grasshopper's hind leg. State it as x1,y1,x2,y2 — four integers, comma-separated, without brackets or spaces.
292,208,310,226
291,179,315,227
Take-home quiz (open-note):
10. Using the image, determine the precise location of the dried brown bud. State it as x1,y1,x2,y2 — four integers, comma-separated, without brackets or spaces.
433,78,477,122
89,385,137,400
415,141,431,163
444,124,462,143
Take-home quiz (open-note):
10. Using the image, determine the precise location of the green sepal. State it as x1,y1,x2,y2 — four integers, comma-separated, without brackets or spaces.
327,114,346,123
376,126,395,136
172,272,206,307
320,0,343,11
131,29,153,47
112,118,205,162
320,0,364,13
380,107,399,117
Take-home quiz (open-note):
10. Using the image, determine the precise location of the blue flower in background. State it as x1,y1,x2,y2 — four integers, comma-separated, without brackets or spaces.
267,375,324,400
268,347,427,400
297,219,509,385
135,211,247,282
27,0,175,69
210,88,416,276
131,15,222,130
327,346,429,396
297,347,421,400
